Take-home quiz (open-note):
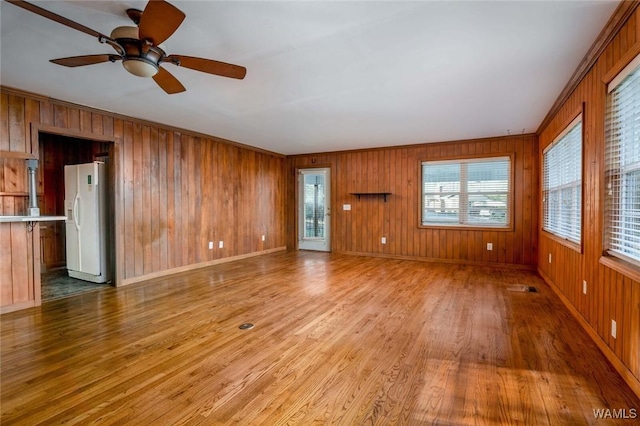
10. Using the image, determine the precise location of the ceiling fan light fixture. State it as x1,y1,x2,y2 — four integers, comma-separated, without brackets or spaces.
110,25,138,40
122,57,159,77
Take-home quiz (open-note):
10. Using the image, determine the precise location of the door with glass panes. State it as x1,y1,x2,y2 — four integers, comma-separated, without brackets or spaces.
298,168,330,251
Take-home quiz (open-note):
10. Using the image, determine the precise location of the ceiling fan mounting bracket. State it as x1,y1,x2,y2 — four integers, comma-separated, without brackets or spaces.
100,36,125,57
112,37,166,71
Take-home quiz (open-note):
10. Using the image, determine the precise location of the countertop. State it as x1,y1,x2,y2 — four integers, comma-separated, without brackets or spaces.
0,215,67,223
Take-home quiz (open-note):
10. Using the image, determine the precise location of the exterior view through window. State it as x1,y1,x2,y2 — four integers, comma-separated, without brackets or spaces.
542,116,582,244
605,54,640,265
303,174,326,239
421,156,511,227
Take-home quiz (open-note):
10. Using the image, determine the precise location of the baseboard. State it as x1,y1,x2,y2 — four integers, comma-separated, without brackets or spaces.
120,246,287,287
1,300,37,315
538,267,640,399
337,250,537,271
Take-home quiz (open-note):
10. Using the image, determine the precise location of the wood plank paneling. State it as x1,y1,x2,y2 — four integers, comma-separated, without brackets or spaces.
537,6,640,398
286,134,538,268
0,223,12,305
133,123,144,277
141,125,152,274
180,134,190,266
25,99,39,154
172,132,182,269
123,121,135,279
9,223,29,303
150,127,160,273
8,95,26,153
1,94,9,152
158,129,168,271
165,131,175,270
1,87,286,312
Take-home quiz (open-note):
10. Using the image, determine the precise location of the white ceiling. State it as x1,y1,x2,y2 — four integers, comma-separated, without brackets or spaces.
1,1,618,155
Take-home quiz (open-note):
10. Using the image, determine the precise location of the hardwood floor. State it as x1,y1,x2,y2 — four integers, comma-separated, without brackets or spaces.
1,251,638,425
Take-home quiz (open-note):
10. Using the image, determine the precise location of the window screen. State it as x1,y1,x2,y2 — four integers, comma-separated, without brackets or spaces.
542,116,582,244
422,156,511,227
605,54,640,265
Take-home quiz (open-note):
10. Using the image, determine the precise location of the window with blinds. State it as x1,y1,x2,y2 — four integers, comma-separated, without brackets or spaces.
542,115,582,244
605,53,640,265
421,156,511,227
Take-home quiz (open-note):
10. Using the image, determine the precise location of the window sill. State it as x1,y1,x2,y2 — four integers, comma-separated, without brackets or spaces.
599,255,640,282
419,224,513,232
541,230,582,254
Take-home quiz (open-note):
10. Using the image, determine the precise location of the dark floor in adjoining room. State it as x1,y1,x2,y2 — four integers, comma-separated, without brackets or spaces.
41,269,110,301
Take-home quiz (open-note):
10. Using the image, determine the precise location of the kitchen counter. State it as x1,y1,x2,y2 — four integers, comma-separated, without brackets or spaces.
0,215,67,223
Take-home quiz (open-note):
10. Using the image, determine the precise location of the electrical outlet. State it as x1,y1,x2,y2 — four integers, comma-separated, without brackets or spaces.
486,243,493,251
583,280,587,295
343,204,351,211
262,235,265,241
611,320,617,339
208,241,214,250
219,241,224,249
381,237,386,244
548,253,552,263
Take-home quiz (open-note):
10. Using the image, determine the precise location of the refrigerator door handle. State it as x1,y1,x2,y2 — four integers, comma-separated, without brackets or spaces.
73,193,81,231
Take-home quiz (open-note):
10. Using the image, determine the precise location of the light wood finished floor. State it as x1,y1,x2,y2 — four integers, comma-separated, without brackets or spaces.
2,251,639,425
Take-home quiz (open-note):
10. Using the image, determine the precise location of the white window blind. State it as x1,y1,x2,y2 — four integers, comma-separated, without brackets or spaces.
422,157,510,227
542,116,582,244
605,54,640,265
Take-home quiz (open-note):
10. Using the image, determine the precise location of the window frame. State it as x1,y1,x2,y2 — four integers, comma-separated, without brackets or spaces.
541,111,584,251
602,52,640,271
418,153,515,231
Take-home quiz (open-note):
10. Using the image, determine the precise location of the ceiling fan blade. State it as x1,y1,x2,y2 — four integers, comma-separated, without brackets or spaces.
138,0,185,46
164,55,247,80
50,54,118,67
5,0,108,40
153,67,186,94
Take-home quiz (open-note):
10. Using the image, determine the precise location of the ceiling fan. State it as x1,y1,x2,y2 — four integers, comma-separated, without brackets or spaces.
6,0,247,94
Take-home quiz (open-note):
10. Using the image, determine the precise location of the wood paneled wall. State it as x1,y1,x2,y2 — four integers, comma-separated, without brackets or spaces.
1,88,286,313
286,134,539,268
537,7,640,395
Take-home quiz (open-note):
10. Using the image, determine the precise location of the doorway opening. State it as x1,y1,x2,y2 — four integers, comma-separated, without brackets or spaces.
298,168,331,252
38,132,115,301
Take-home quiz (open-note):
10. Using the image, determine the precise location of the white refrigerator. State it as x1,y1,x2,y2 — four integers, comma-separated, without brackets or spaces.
64,162,109,283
